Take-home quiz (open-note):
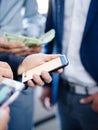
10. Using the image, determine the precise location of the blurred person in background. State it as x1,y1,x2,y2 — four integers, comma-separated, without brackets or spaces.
0,0,44,56
0,0,45,130
40,0,98,130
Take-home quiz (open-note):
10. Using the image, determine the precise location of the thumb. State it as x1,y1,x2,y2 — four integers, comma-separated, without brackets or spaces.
44,54,61,62
80,95,93,104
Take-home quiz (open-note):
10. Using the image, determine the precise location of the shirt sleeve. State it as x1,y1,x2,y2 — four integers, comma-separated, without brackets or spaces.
22,0,45,38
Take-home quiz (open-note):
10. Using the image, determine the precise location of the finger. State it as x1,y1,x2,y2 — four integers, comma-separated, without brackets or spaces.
91,103,98,112
41,71,52,83
54,68,63,73
0,41,10,49
8,46,30,54
33,74,45,86
0,62,13,77
29,45,42,53
0,68,13,80
80,96,93,104
4,42,25,49
0,47,9,53
40,96,50,110
27,80,36,88
0,40,27,49
0,41,21,49
0,107,10,121
42,98,53,110
13,50,31,56
0,46,29,55
1,68,13,78
0,62,10,69
1,106,10,113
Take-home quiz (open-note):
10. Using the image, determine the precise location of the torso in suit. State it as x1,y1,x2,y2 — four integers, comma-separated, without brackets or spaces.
45,0,98,103
44,1,98,130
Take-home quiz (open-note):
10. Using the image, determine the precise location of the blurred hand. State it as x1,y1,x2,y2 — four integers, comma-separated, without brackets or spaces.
0,62,13,82
40,86,53,110
28,45,42,54
18,53,63,88
0,106,10,130
80,92,98,112
0,36,42,56
0,36,31,56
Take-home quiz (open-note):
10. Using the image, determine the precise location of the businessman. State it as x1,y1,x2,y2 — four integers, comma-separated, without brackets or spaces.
40,0,98,130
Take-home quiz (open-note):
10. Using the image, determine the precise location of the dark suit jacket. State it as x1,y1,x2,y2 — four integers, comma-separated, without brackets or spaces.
44,0,98,104
0,53,24,79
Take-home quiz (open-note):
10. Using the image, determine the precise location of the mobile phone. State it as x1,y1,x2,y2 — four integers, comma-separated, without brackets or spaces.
22,55,69,83
0,78,25,106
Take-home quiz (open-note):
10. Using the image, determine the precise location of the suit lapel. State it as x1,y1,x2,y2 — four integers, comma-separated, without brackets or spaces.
83,0,98,38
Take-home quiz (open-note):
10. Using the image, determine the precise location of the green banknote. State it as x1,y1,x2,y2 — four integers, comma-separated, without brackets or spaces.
3,29,55,46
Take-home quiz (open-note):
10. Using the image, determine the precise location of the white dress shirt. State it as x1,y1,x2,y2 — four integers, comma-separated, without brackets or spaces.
62,0,97,87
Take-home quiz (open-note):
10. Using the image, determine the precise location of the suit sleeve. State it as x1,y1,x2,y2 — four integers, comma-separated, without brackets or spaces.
0,53,24,80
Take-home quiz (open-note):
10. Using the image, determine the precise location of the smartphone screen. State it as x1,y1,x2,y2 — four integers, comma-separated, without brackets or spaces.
0,83,15,105
0,78,25,106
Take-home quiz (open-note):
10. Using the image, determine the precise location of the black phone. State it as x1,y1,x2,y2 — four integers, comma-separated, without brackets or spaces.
22,55,69,83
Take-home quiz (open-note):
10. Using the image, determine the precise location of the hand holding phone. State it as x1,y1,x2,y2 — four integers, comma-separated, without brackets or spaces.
0,55,68,106
22,55,68,82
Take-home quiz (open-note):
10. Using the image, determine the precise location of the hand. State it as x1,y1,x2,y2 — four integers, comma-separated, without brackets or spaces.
18,53,63,87
0,36,31,56
40,86,53,110
0,106,10,130
0,62,13,82
0,37,42,56
80,92,98,112
28,45,42,54
18,53,63,74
